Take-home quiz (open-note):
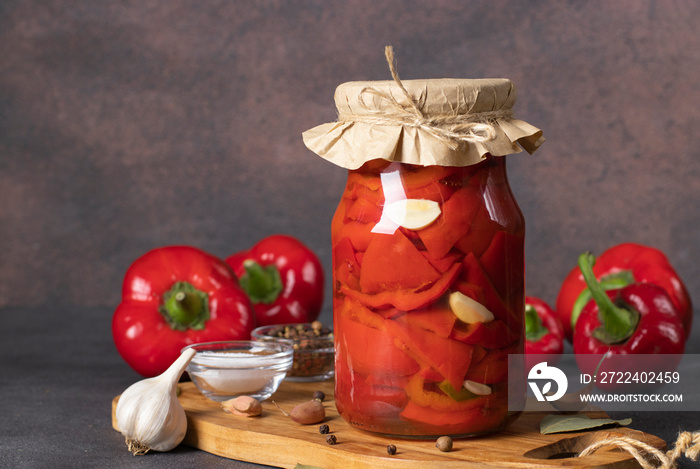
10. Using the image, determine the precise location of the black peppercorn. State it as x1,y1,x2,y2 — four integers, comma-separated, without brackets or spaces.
313,390,326,402
387,444,397,455
260,323,333,378
319,424,330,434
326,434,337,445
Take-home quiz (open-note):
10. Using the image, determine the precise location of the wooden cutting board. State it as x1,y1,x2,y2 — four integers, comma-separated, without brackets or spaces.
111,380,665,468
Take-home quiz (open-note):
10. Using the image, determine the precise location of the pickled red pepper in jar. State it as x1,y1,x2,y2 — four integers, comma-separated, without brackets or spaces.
303,48,544,437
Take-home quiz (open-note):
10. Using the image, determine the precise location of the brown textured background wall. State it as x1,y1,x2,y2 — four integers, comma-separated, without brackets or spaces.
1,0,699,330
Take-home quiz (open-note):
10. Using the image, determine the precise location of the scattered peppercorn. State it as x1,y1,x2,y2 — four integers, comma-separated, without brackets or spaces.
387,444,397,455
436,436,453,452
319,424,330,434
313,390,326,402
326,434,337,445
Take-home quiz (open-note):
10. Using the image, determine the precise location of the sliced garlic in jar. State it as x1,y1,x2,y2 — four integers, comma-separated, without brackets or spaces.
384,198,441,230
449,291,495,324
463,380,492,396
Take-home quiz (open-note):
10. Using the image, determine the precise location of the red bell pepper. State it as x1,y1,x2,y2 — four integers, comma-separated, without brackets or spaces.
464,345,515,384
400,165,461,199
454,203,500,258
400,370,509,432
573,252,685,375
524,296,564,368
452,319,515,350
384,314,474,391
359,229,441,293
226,235,325,327
390,301,458,339
399,398,507,433
334,368,409,422
335,298,420,377
459,253,510,321
333,236,361,291
557,243,692,341
404,372,486,412
345,196,383,224
112,246,255,377
340,263,461,311
480,231,525,302
417,185,481,259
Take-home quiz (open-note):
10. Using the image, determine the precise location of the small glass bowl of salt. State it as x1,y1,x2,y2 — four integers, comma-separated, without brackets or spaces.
182,340,294,402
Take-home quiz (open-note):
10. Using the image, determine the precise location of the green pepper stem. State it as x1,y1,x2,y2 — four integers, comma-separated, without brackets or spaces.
239,260,283,305
525,304,549,342
159,281,210,331
577,252,639,344
570,270,636,330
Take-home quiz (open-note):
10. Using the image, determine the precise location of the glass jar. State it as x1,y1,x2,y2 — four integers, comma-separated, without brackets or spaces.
303,71,543,437
331,156,524,437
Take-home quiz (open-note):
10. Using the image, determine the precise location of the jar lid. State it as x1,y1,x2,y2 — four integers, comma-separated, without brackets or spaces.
303,49,544,169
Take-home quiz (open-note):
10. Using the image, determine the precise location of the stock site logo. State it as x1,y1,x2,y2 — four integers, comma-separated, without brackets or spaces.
528,362,568,402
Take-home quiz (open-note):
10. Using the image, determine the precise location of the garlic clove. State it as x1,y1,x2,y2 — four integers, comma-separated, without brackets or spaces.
448,292,495,324
384,198,441,230
115,348,196,455
221,395,263,417
463,380,492,396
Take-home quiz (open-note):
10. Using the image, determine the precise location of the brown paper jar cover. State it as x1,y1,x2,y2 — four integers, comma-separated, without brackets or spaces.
303,78,545,169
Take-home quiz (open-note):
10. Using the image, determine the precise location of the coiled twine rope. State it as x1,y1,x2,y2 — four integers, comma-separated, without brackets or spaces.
578,431,700,468
337,46,512,150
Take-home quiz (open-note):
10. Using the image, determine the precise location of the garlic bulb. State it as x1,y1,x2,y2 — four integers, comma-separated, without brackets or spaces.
115,348,196,455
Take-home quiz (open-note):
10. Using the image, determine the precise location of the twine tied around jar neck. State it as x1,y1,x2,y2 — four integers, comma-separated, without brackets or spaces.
336,46,513,151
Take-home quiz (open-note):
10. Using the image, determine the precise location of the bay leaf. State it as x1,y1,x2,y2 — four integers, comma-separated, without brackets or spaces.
294,464,325,469
540,414,632,435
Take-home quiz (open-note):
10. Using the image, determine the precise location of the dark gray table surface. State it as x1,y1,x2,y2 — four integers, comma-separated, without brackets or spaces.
2,306,699,468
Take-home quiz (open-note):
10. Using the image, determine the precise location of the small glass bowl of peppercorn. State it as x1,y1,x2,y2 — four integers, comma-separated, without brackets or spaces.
251,321,334,382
